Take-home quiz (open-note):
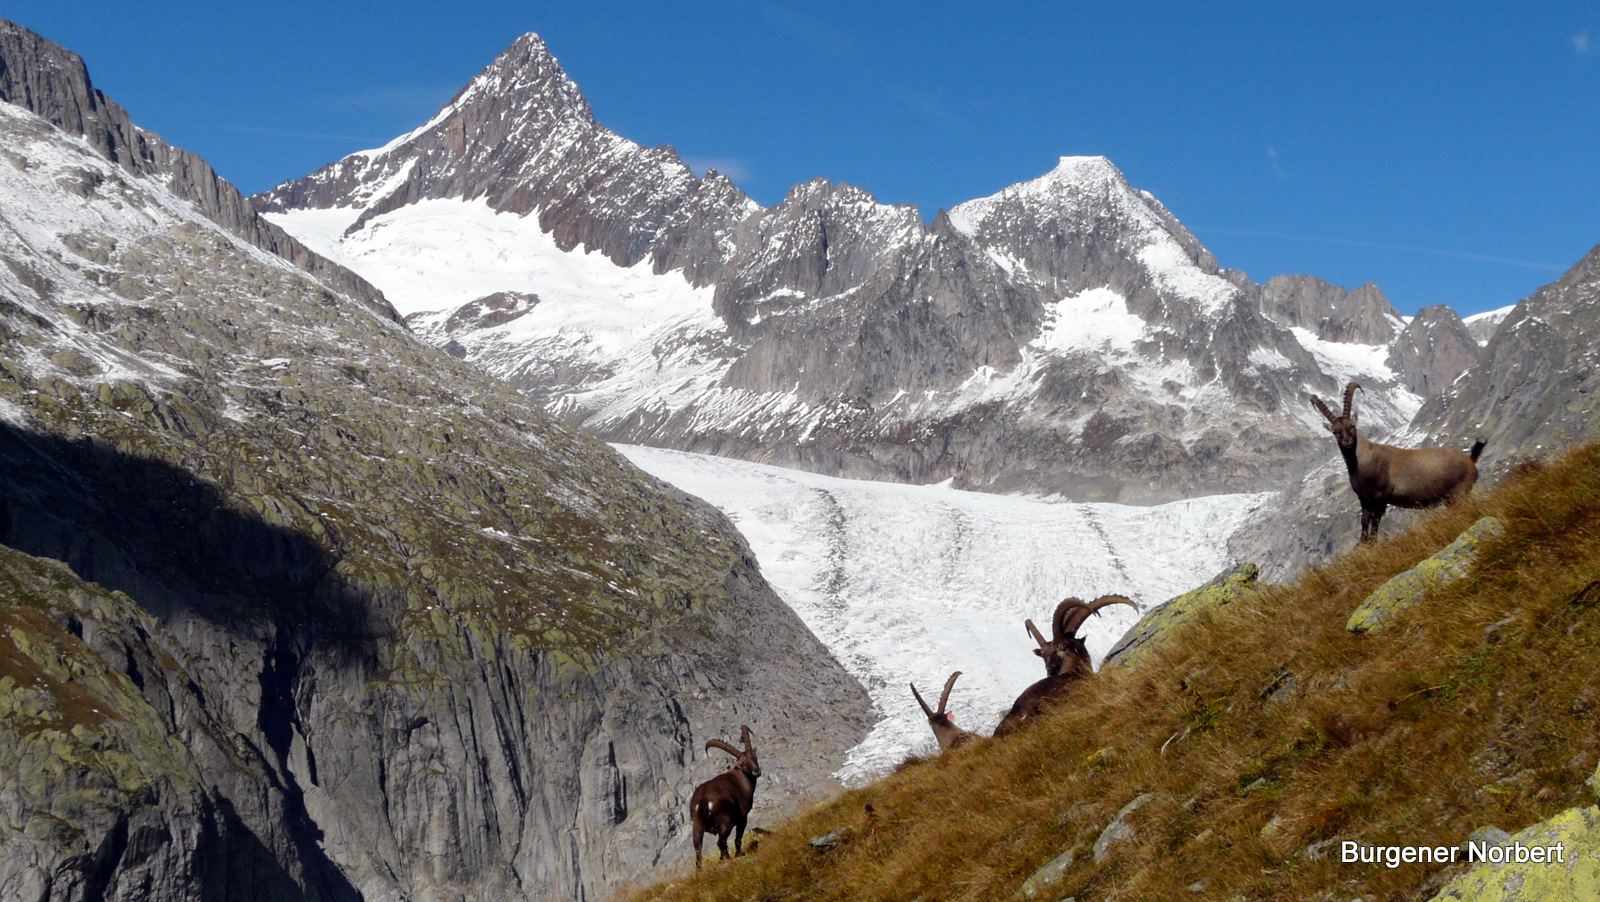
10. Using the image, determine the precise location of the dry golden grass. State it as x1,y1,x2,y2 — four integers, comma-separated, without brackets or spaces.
626,442,1600,902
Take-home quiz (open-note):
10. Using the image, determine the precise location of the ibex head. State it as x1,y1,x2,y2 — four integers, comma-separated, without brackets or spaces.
911,671,962,729
1026,594,1137,678
706,725,760,781
1310,381,1363,451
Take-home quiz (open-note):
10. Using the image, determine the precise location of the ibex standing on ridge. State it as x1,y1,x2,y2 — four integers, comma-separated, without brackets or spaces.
1311,381,1485,543
689,726,760,868
911,671,974,752
994,595,1136,736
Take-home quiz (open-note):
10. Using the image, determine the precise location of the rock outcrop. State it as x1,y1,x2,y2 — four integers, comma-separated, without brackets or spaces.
1345,517,1504,633
1427,807,1600,901
1411,244,1600,462
0,85,869,902
0,19,397,322
1103,562,1261,667
1386,304,1480,398
1259,274,1403,345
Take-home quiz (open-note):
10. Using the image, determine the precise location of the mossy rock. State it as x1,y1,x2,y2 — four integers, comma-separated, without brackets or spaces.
1428,805,1600,901
1104,563,1260,667
1347,517,1505,634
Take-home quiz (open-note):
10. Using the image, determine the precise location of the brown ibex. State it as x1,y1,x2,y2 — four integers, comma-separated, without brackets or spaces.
689,726,761,868
1311,381,1485,542
911,671,974,751
994,595,1136,736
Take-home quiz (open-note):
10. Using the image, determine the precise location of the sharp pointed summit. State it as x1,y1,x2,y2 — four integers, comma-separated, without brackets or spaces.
258,32,1467,504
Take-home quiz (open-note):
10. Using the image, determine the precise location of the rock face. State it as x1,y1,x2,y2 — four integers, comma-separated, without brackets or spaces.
1386,305,1480,398
1410,244,1600,463
0,85,869,902
0,19,397,322
1259,274,1403,345
255,32,1445,505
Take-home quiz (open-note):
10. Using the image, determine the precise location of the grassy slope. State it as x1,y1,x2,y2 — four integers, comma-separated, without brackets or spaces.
627,442,1600,902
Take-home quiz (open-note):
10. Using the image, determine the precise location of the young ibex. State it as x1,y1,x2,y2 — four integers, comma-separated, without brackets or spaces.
994,594,1136,736
689,726,761,868
911,671,974,752
1311,381,1485,542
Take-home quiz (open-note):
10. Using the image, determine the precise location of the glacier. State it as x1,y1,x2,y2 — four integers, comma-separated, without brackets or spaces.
615,443,1270,782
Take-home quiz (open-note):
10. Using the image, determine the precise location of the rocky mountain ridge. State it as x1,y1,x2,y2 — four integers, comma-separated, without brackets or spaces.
0,19,398,323
0,41,871,902
258,32,1483,504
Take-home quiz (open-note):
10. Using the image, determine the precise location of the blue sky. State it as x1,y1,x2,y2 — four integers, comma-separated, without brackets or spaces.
7,2,1598,317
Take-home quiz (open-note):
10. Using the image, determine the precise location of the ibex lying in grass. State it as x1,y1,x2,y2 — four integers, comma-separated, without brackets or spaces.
1311,381,1485,542
690,726,761,868
994,595,1136,736
911,671,974,752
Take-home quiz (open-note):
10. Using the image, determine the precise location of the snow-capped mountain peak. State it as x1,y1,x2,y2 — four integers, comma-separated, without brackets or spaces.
258,32,1465,504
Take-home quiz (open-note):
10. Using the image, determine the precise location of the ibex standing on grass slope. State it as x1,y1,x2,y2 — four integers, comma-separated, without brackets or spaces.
689,726,760,868
911,671,974,751
994,595,1136,737
1311,381,1485,543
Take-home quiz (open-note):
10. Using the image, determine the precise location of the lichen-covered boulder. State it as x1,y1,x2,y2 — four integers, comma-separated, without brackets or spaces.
1014,847,1075,900
1092,793,1155,863
1104,563,1259,667
1347,517,1505,634
1428,806,1600,901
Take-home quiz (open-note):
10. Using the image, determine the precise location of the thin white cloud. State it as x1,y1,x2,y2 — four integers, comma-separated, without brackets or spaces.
1194,226,1567,272
1573,31,1592,54
683,156,752,183
1267,146,1285,179
760,3,862,59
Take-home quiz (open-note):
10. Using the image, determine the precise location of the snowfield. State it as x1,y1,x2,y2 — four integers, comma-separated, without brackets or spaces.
614,444,1271,783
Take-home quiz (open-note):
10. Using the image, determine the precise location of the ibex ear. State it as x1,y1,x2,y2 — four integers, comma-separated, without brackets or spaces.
1032,647,1046,658
1324,420,1336,433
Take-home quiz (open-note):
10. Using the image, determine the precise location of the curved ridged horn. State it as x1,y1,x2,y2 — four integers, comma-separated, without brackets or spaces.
937,671,962,714
740,725,754,751
1310,394,1337,423
706,739,741,758
1058,594,1137,638
910,681,935,718
1024,618,1049,649
1341,381,1361,418
1050,597,1086,642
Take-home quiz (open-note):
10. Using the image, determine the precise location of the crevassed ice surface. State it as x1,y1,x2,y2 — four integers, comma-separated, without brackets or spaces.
615,444,1270,783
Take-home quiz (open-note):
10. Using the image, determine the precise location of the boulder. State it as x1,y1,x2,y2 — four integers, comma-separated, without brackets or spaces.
1346,517,1505,634
1104,564,1260,667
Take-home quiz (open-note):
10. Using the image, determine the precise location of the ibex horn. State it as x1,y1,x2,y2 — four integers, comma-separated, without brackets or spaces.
1059,594,1137,638
706,739,741,758
910,682,935,718
1050,597,1086,642
1341,381,1361,418
937,671,962,715
1024,618,1049,649
1310,394,1337,423
740,725,753,751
